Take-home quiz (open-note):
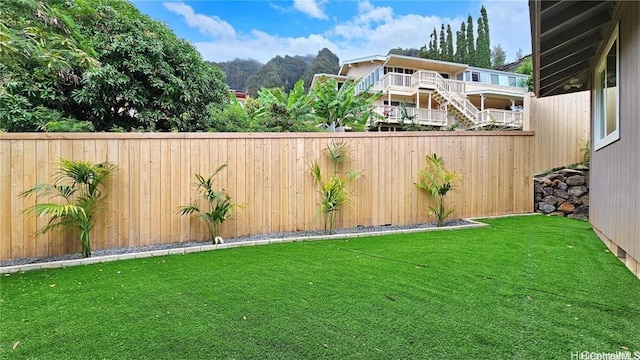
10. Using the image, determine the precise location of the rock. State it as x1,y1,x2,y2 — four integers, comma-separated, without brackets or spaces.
535,195,543,202
554,189,570,200
573,205,589,216
538,203,556,214
543,187,554,196
568,186,588,197
541,178,553,187
557,181,568,190
543,195,559,205
579,194,589,205
534,183,544,194
558,202,576,214
566,175,586,186
558,169,584,177
567,195,581,206
546,173,564,181
549,211,566,217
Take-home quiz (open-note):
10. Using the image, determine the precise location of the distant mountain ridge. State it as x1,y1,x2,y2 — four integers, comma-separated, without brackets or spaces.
212,48,339,95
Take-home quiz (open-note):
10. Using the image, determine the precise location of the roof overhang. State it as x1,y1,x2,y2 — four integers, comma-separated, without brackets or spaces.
529,0,615,97
382,54,467,74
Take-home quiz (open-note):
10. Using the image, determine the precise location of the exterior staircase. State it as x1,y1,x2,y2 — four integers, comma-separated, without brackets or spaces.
420,72,479,128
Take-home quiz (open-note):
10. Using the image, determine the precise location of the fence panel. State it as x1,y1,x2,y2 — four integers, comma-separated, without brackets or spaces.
0,132,534,260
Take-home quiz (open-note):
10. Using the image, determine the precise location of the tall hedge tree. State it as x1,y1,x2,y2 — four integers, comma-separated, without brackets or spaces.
445,25,454,62
455,22,467,64
475,17,491,69
466,15,476,66
0,0,228,132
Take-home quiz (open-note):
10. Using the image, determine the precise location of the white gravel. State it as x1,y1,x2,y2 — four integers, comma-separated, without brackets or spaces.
0,219,472,267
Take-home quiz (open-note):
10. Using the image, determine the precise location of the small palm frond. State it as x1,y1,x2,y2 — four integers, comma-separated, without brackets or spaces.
177,203,201,216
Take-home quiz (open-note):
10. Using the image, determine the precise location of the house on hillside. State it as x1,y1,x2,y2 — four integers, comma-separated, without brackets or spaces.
311,54,529,131
530,0,639,278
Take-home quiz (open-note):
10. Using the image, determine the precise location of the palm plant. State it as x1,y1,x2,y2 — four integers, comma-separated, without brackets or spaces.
20,159,117,257
310,140,361,234
414,153,462,227
178,165,242,243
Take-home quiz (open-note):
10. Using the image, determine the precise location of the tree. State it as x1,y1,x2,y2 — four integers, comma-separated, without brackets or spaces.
445,25,454,62
481,5,490,54
439,24,446,61
455,22,467,64
466,15,476,66
491,44,507,69
516,57,533,92
252,80,320,132
301,48,340,90
388,48,421,57
515,48,525,60
475,17,491,68
245,54,313,96
310,77,381,131
0,0,229,132
214,58,263,91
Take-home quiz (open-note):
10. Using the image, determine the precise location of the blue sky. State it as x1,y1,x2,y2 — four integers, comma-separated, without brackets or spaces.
132,0,531,64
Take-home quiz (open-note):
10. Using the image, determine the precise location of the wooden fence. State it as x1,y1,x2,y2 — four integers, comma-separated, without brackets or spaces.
524,91,591,173
0,132,534,260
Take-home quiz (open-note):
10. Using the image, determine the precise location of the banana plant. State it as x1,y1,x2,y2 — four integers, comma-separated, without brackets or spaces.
21,159,117,257
178,164,243,243
414,153,461,227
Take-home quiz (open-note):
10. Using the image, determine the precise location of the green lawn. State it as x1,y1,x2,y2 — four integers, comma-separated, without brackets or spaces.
1,216,639,359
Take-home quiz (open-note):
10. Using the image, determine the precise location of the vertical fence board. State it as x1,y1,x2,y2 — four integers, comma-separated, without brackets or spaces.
1,132,537,260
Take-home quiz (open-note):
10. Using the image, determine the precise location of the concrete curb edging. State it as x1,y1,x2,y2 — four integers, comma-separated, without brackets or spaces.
0,218,491,275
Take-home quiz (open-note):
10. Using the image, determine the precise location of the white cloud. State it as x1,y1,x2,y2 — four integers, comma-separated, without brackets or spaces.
165,1,531,65
194,31,337,64
163,2,235,39
293,0,327,19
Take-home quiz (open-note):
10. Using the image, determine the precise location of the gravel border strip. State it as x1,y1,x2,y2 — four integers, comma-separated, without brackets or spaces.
0,219,489,274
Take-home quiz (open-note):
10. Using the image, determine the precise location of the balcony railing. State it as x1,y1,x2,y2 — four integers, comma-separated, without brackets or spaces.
372,105,448,127
476,109,524,128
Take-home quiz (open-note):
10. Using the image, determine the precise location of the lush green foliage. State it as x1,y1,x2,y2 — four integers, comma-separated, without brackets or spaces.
516,57,534,91
252,80,320,132
310,77,381,130
2,216,639,359
475,16,491,68
310,140,361,234
178,165,242,243
207,95,252,132
414,153,462,227
0,0,227,132
20,159,117,257
245,54,313,96
301,48,340,90
214,58,263,91
466,15,476,65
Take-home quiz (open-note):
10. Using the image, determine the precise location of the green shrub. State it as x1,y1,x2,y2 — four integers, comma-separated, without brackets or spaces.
414,153,461,227
21,159,117,257
178,165,243,243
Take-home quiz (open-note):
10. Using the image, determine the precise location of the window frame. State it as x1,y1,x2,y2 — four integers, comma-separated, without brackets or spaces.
593,24,620,151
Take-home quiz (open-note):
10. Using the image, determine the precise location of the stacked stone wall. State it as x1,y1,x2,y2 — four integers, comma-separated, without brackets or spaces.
534,168,589,220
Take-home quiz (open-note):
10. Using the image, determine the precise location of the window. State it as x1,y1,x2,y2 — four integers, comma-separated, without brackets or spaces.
439,73,450,79
471,72,480,82
508,76,516,87
490,74,499,85
593,25,619,150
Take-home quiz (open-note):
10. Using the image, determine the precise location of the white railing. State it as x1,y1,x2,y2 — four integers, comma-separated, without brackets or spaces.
381,73,413,89
476,109,524,128
412,71,479,125
373,105,448,126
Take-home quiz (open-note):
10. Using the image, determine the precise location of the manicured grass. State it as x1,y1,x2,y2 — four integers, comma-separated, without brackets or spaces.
1,216,639,359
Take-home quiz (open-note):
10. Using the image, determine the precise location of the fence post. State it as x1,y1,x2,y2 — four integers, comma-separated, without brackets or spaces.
523,93,533,131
